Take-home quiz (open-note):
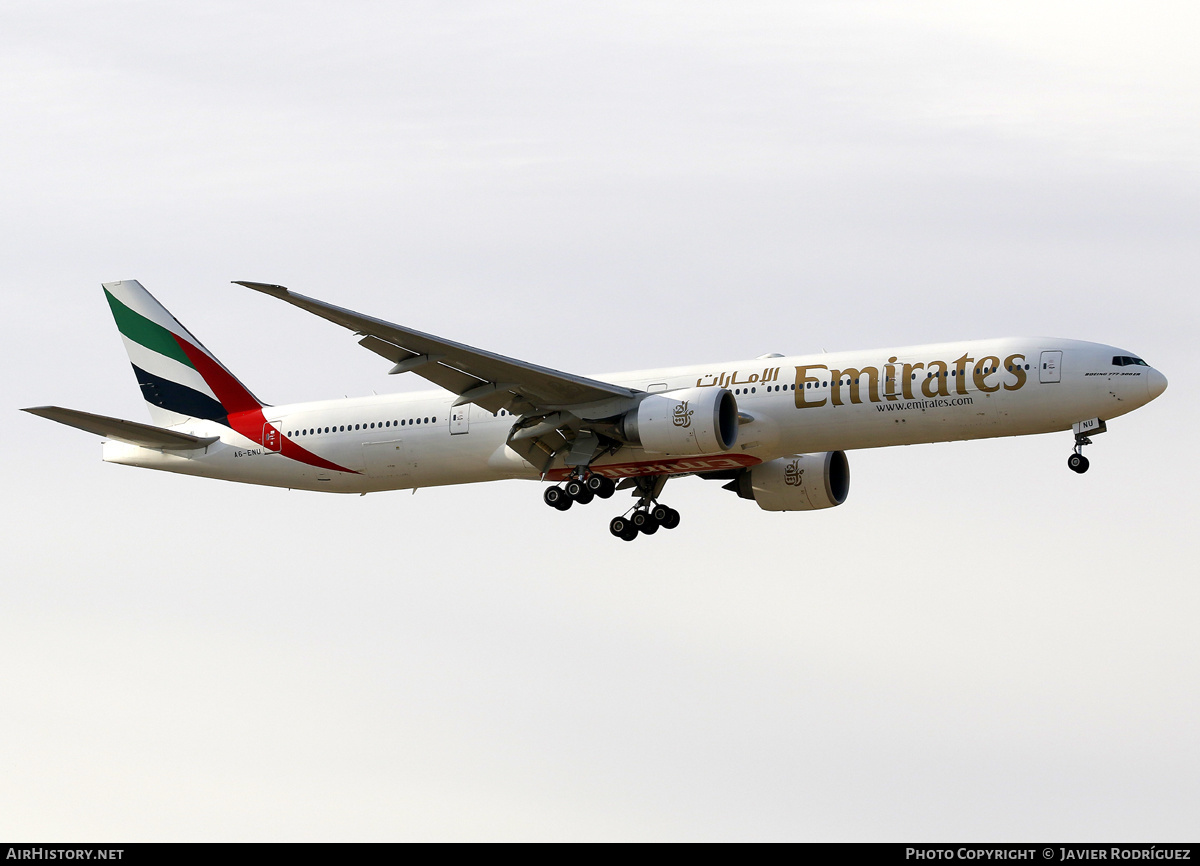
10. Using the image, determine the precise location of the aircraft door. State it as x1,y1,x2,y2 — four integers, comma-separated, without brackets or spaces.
264,420,283,453
450,404,469,434
1040,351,1062,384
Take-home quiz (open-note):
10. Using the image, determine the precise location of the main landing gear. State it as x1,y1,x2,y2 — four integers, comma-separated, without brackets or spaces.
608,475,680,542
542,472,681,540
543,472,616,511
608,503,681,542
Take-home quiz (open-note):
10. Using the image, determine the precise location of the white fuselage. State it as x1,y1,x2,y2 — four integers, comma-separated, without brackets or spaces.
102,337,1165,493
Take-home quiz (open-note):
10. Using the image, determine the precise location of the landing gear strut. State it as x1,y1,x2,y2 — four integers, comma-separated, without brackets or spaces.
1068,435,1093,474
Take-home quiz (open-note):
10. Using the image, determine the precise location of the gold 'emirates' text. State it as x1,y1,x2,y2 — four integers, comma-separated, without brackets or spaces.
793,353,1028,409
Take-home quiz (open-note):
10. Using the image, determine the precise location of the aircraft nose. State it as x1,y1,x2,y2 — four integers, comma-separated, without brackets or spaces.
1148,368,1168,400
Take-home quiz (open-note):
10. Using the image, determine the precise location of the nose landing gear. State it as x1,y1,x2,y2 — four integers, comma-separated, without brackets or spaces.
1067,418,1105,474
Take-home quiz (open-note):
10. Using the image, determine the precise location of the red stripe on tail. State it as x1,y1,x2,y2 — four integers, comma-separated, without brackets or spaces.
173,336,262,416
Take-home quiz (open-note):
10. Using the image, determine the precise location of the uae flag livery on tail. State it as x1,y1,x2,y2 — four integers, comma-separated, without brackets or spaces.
103,280,263,427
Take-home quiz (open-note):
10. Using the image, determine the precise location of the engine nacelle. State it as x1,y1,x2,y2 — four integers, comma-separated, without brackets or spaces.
728,451,850,511
620,387,739,455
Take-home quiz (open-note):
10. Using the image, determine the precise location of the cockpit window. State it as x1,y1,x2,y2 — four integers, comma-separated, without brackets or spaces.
1112,356,1149,367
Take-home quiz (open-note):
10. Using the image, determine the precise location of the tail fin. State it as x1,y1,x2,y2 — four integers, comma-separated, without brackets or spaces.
102,280,265,427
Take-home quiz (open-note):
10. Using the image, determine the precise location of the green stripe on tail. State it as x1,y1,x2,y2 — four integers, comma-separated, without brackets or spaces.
104,288,195,368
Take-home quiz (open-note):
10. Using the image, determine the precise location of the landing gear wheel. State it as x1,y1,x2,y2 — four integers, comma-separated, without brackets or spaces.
543,486,568,509
660,508,680,530
589,475,616,499
1068,453,1090,474
650,504,670,524
565,479,594,504
631,509,659,535
610,516,636,541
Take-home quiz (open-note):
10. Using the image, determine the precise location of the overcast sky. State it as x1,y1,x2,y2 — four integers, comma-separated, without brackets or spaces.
2,1,1197,841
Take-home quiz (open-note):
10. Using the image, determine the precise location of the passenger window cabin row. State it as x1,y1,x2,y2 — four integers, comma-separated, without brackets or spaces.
288,405,516,438
286,416,436,438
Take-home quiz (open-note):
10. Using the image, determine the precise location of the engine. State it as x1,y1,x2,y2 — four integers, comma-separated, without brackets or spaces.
726,451,850,511
619,387,739,455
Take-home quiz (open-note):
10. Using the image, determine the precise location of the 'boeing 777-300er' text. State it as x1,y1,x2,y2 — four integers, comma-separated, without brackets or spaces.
25,280,1168,540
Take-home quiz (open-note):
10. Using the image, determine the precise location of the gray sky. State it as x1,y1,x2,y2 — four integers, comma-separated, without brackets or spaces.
2,1,1197,841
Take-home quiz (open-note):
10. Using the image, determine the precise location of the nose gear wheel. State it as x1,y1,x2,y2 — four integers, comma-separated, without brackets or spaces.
1069,432,1093,474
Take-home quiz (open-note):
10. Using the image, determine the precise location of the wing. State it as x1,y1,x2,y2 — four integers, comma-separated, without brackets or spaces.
235,281,640,471
23,406,220,450
235,282,634,415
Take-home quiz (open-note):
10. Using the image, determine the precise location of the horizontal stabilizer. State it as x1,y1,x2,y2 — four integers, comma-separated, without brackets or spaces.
22,406,219,450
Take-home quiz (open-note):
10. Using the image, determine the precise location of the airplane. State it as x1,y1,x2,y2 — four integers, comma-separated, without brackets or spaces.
24,280,1168,540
